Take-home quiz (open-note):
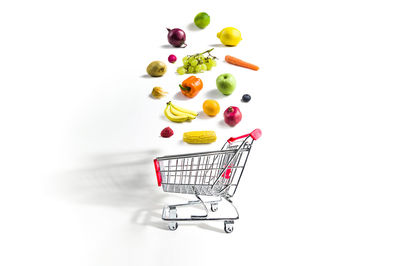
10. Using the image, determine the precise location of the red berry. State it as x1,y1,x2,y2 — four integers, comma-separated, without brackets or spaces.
160,127,174,138
168,54,177,63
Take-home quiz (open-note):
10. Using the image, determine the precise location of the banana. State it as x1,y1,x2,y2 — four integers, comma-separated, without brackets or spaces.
170,104,197,120
169,101,198,117
164,103,190,122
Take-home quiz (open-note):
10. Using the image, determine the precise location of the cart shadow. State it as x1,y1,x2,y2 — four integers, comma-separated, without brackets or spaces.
53,149,170,230
186,223,225,233
53,150,229,233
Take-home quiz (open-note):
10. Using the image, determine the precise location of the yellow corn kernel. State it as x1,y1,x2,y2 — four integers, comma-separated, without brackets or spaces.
183,131,217,144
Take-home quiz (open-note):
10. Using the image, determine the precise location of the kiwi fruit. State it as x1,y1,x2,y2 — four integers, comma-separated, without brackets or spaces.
146,61,167,77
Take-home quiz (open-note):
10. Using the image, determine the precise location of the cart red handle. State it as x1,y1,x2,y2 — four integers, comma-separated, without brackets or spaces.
153,159,162,187
227,128,262,143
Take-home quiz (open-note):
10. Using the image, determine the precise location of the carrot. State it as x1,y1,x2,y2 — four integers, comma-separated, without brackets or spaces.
225,55,259,71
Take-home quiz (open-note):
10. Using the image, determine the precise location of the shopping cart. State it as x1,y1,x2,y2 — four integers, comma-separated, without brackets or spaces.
153,129,262,233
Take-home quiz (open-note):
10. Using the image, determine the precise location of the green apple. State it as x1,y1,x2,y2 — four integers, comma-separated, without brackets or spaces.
216,73,236,95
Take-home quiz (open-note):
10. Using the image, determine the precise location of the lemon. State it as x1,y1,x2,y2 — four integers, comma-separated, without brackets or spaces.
217,27,242,46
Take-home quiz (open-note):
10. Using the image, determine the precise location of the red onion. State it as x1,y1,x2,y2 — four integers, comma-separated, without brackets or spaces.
224,106,242,126
167,28,187,48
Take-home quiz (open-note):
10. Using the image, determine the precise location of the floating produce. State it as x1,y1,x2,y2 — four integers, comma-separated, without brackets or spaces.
217,27,242,46
177,49,217,75
147,61,167,77
225,55,259,71
167,28,187,47
183,131,217,144
224,106,242,126
179,76,203,98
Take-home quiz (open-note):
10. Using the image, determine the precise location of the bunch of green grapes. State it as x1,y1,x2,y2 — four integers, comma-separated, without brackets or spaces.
177,48,217,75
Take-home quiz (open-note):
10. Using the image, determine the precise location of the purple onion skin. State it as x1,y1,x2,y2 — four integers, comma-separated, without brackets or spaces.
167,28,187,48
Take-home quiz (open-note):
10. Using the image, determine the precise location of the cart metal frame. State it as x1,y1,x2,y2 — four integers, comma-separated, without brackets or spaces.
154,129,261,233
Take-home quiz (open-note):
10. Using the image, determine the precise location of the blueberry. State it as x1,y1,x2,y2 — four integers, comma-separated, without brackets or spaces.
242,94,251,102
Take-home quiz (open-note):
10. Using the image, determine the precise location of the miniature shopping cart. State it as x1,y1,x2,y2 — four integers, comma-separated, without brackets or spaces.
153,129,262,233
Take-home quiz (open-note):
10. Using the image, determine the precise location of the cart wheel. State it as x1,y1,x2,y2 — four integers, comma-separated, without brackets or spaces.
211,203,218,212
168,222,178,231
224,220,234,233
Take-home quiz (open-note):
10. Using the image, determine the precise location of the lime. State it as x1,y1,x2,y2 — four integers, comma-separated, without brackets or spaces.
194,12,210,29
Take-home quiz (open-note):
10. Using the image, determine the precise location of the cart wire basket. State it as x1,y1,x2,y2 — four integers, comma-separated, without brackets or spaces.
153,129,262,233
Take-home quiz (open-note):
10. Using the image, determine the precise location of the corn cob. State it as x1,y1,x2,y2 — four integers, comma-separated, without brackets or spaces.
183,131,217,144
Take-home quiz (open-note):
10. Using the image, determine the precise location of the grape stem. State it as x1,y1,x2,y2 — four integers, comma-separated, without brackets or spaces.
187,48,218,60
200,48,214,55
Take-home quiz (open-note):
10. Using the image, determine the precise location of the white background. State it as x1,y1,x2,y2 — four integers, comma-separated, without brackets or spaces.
1,0,400,265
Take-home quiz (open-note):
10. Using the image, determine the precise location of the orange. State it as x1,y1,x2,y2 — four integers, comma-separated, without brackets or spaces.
203,99,220,116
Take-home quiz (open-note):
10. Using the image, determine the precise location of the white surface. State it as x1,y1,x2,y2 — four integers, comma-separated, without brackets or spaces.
1,0,400,265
